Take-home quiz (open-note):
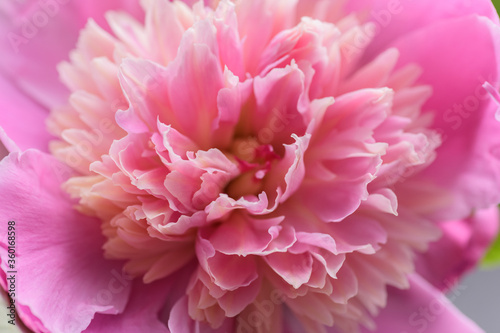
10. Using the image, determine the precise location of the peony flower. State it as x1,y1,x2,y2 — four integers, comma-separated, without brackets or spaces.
1,0,500,332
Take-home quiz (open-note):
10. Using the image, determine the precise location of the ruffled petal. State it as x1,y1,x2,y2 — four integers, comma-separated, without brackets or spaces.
297,88,390,222
207,213,295,256
246,62,311,148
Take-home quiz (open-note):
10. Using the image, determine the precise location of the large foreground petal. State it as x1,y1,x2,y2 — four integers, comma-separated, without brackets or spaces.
393,15,500,220
416,207,500,291
0,150,131,333
360,274,484,333
84,280,169,333
344,0,499,58
0,0,143,109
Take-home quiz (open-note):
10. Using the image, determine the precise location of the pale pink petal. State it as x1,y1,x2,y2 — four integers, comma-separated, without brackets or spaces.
117,27,227,147
265,252,313,289
297,88,390,222
235,0,298,74
248,62,310,147
264,133,311,205
327,215,387,255
196,232,259,291
212,71,253,149
137,0,187,64
0,76,52,152
207,213,295,256
187,267,262,320
257,16,341,100
212,0,245,79
0,0,143,109
205,192,271,221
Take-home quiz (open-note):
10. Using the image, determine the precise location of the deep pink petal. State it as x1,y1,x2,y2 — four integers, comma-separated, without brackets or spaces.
360,274,484,333
86,263,197,332
84,279,172,333
0,150,130,333
391,15,500,220
416,206,500,291
343,0,499,58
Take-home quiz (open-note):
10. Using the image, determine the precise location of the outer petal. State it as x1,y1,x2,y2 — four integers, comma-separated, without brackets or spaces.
0,76,52,152
84,277,178,333
0,0,143,109
360,274,484,333
392,16,500,220
343,0,499,58
416,206,500,291
0,150,130,333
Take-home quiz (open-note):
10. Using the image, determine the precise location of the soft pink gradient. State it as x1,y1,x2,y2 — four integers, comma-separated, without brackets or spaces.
0,0,499,332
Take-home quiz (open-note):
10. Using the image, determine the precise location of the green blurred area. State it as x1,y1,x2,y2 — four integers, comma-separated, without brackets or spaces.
494,0,500,13
483,231,500,267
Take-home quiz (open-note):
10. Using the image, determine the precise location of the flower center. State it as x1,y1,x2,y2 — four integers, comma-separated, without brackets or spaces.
225,137,281,199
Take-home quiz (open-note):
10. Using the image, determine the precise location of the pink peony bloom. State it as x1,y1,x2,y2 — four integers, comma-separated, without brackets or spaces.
1,0,500,332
